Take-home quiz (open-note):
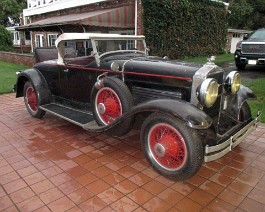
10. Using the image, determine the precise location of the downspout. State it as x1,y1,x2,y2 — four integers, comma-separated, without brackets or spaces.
30,31,33,53
134,0,138,48
135,0,138,36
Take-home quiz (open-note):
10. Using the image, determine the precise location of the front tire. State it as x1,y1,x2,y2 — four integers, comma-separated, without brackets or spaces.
23,81,45,118
141,113,204,181
238,102,251,122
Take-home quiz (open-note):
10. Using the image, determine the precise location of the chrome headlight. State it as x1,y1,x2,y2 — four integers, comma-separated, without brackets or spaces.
225,71,241,94
197,78,218,108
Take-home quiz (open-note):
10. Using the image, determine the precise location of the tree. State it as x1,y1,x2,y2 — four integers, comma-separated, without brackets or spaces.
224,0,265,29
0,25,13,51
0,0,26,26
246,0,265,29
228,0,253,29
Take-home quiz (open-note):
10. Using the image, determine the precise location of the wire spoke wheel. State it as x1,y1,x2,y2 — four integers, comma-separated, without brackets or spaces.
148,123,187,171
26,86,38,112
23,81,45,118
141,113,204,180
96,87,122,125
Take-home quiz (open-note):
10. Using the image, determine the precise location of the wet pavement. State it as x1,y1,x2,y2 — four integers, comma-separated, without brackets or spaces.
1,93,265,211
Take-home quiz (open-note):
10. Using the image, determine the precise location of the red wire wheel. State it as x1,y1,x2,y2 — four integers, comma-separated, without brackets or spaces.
91,77,133,136
141,113,204,180
25,85,38,112
147,123,187,171
23,81,45,118
95,87,122,125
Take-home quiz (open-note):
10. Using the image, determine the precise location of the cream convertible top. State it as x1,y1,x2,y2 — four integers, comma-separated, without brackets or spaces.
55,33,146,65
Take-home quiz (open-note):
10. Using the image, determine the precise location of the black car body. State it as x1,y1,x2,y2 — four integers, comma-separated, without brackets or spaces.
15,33,261,180
235,28,265,70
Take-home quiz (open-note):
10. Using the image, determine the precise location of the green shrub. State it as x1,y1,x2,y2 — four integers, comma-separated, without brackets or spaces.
142,0,228,58
0,25,13,51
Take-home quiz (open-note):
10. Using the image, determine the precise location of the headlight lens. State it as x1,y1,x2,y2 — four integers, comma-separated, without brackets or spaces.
197,78,219,108
225,71,241,94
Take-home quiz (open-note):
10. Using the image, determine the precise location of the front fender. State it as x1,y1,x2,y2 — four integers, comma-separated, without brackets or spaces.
16,69,52,105
131,99,213,129
226,85,256,117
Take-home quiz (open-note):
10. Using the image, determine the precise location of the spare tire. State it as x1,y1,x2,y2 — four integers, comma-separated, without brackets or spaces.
91,77,133,136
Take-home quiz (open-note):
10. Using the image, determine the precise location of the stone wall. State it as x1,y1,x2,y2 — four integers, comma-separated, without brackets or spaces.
0,52,35,66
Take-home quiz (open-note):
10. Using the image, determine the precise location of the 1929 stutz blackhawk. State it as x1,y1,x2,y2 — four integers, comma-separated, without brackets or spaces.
15,33,261,180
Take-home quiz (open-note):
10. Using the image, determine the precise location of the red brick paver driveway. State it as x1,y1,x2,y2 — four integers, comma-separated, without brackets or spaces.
1,93,265,212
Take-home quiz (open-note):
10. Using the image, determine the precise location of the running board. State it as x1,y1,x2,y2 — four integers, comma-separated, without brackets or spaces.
40,103,99,129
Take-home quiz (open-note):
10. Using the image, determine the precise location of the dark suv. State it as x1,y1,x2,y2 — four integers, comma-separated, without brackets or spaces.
235,28,265,70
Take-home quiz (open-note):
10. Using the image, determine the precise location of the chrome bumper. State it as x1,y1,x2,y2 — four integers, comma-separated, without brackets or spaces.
204,113,261,162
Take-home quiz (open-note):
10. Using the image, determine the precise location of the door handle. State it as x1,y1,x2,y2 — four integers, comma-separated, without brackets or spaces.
64,69,69,73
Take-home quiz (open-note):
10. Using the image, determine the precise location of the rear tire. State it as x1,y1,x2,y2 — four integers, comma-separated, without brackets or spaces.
141,113,204,181
23,81,46,118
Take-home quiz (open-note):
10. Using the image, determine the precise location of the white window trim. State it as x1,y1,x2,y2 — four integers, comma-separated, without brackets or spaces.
48,33,58,47
35,34,44,47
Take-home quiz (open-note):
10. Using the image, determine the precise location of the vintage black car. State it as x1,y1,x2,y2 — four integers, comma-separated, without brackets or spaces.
15,33,260,180
235,28,265,70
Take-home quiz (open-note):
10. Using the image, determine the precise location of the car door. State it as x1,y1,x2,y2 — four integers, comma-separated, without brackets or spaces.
62,64,98,103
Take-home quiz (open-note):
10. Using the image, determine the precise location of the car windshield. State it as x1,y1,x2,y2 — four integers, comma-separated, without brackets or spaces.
250,29,265,39
94,39,145,55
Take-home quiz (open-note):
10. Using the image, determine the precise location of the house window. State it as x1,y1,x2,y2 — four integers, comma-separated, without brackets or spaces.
25,31,31,40
14,32,20,41
233,33,240,38
48,34,58,47
35,34,44,47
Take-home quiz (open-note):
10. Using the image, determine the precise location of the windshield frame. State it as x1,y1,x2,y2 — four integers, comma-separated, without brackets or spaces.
91,37,148,66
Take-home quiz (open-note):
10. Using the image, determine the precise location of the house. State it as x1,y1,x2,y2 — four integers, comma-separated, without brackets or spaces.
6,26,31,53
16,0,143,53
226,29,253,53
17,0,230,54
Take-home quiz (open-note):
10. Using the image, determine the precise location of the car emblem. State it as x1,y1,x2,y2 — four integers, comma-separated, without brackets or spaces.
249,46,259,51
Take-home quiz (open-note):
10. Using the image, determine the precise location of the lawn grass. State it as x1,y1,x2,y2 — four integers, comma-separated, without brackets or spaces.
244,78,265,123
0,61,29,94
183,54,234,66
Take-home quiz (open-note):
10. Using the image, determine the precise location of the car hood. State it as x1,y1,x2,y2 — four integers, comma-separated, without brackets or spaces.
244,38,265,43
122,56,202,79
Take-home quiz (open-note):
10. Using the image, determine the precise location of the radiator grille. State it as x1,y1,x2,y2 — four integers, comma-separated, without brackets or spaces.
242,43,265,54
132,87,182,105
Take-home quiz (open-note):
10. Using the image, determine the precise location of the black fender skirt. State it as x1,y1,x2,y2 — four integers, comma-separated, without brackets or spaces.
16,69,52,105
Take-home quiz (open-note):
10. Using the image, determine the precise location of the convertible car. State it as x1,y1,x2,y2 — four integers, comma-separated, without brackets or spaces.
15,33,261,180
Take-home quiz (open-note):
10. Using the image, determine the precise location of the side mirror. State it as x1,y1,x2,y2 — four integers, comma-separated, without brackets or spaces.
243,34,248,40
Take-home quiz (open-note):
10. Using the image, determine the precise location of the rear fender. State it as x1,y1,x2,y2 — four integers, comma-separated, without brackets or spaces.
16,69,52,105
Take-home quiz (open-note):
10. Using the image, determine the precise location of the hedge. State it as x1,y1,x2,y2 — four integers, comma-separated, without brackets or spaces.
0,25,13,51
142,0,228,58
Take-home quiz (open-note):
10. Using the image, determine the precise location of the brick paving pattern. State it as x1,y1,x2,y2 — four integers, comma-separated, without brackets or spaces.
0,93,265,211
